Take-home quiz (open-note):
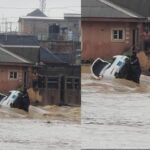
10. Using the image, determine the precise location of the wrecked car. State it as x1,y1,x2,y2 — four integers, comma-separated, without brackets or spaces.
91,55,141,83
0,90,30,112
0,93,6,101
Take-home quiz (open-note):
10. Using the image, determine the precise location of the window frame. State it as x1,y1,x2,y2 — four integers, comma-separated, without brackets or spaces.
8,70,18,80
111,28,125,42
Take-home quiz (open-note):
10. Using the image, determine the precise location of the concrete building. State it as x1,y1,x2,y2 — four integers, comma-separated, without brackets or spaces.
0,33,80,105
18,9,81,42
18,9,81,65
0,46,32,92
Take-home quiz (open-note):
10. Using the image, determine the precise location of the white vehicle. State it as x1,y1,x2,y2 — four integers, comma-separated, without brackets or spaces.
0,90,21,106
91,55,129,79
0,90,30,112
0,93,6,101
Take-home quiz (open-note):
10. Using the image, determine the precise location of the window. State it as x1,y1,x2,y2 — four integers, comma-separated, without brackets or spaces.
144,40,150,52
9,71,18,80
143,22,150,33
112,29,124,41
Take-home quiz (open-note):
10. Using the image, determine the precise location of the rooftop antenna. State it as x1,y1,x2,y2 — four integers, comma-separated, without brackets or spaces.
39,0,46,13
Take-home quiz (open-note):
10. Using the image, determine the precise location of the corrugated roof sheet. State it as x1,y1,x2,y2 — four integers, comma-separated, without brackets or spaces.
5,47,71,64
0,47,31,64
6,47,40,63
0,34,39,46
82,0,143,18
40,47,70,64
109,0,150,17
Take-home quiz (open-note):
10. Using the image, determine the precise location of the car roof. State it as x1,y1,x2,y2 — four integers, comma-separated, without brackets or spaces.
9,90,21,94
0,93,6,96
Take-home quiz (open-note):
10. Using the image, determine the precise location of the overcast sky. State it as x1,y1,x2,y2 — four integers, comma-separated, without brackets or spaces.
0,0,80,21
0,0,80,32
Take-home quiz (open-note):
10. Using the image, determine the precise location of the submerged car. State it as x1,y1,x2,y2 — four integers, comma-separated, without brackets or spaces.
91,55,129,79
0,93,6,101
91,54,141,83
0,90,30,112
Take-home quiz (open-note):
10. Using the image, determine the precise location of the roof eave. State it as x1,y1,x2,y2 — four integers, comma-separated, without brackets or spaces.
0,62,34,66
81,17,148,22
18,16,64,21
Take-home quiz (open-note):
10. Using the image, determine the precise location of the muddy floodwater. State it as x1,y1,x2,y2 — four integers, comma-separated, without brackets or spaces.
0,105,80,150
82,70,150,149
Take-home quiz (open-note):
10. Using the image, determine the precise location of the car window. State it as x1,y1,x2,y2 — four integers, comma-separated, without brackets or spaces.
11,95,17,99
117,61,123,66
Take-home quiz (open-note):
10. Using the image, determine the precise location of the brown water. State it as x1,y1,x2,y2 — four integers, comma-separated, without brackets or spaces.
0,105,80,150
82,72,150,149
0,105,80,121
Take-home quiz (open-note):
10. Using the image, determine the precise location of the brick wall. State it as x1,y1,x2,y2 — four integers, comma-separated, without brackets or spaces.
0,65,32,92
81,21,136,60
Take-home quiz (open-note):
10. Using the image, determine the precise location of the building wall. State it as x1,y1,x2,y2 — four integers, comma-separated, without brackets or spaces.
81,21,136,60
27,65,81,106
0,65,32,92
19,19,50,38
19,17,80,41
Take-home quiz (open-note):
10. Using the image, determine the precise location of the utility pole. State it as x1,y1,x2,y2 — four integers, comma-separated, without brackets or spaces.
4,18,7,41
39,0,46,13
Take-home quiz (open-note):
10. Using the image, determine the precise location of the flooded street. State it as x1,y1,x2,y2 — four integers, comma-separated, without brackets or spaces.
82,70,150,149
0,106,80,150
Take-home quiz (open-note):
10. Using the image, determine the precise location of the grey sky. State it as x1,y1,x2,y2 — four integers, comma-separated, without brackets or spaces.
0,0,80,32
0,0,80,20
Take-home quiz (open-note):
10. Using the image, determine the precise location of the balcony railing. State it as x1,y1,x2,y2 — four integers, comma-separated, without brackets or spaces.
37,33,80,42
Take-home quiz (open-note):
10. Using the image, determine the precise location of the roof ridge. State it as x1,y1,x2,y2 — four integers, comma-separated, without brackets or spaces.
99,0,141,18
27,8,47,17
0,46,31,64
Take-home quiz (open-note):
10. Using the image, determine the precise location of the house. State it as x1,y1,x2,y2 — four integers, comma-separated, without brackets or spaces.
0,33,80,105
108,0,150,51
105,0,150,72
18,9,81,65
81,0,147,62
0,34,40,92
0,46,33,92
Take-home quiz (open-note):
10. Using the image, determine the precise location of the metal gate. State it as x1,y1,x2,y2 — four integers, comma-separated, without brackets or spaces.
64,76,81,106
38,75,81,106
